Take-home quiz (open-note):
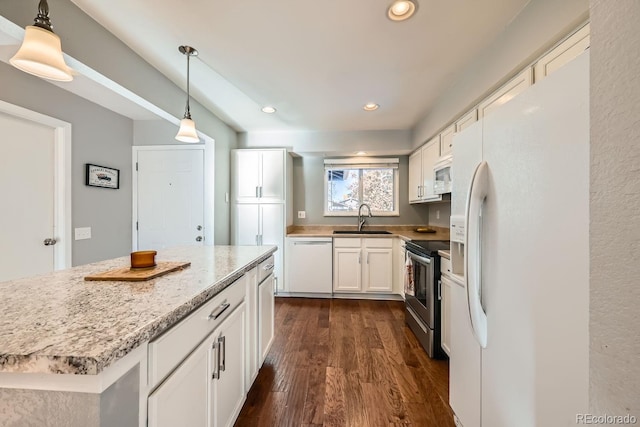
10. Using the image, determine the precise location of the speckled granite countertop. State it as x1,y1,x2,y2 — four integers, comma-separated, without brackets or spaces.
0,245,276,376
287,225,450,241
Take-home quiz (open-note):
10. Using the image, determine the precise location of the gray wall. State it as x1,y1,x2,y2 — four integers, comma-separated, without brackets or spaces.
589,0,640,416
412,0,589,149
0,62,132,266
292,156,428,226
133,120,236,245
1,0,238,248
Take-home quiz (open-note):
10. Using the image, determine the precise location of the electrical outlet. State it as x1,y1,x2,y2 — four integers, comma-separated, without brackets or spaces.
75,227,91,240
436,210,440,220
297,211,306,219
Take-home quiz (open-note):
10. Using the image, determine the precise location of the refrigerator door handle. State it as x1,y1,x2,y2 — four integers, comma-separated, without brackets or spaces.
464,161,489,348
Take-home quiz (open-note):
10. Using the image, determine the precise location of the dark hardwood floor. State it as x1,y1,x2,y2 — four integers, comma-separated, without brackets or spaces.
235,298,455,427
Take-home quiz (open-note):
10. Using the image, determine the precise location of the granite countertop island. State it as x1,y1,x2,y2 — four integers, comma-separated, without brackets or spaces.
0,245,276,376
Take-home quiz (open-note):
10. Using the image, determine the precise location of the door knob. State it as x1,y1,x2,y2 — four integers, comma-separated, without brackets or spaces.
195,236,203,242
43,238,57,246
197,225,203,231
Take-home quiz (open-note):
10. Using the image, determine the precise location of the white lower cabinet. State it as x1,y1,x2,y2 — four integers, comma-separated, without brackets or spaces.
148,301,246,427
441,276,452,356
147,261,274,427
259,273,275,363
210,302,246,427
148,338,209,427
333,238,393,293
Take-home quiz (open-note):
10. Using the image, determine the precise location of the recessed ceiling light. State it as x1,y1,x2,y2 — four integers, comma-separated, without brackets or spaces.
356,151,368,156
363,103,379,111
261,106,276,114
387,0,417,21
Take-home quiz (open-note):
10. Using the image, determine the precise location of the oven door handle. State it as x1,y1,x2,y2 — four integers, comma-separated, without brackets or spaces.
407,251,432,265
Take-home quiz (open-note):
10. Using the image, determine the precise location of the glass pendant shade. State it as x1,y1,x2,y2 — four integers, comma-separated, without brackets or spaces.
10,25,73,82
175,118,199,143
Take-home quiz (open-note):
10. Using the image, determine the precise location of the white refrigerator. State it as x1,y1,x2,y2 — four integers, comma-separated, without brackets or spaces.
449,52,590,427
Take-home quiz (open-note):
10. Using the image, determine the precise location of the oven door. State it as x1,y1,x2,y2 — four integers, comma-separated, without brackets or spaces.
405,250,436,329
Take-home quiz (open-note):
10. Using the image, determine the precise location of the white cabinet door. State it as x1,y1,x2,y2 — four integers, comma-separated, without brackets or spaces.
260,204,284,286
258,274,275,364
478,67,533,119
333,248,362,292
440,124,455,157
260,150,285,202
232,150,261,202
421,138,441,201
441,276,452,357
245,268,259,391
456,109,478,133
397,241,407,296
286,238,333,293
148,337,209,427
363,248,393,292
210,303,246,427
234,204,260,246
408,150,423,203
534,23,589,82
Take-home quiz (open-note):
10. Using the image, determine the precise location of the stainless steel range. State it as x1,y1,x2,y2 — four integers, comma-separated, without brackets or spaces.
404,239,450,359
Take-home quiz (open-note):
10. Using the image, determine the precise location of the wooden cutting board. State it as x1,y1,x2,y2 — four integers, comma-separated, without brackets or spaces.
85,261,191,282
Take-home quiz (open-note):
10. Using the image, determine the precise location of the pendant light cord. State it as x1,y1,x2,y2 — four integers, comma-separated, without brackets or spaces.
185,51,192,120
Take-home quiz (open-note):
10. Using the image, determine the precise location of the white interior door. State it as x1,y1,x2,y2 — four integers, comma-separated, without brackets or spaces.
0,112,56,282
136,148,204,250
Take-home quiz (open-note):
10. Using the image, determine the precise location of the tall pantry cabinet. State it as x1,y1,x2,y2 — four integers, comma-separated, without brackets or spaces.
231,149,292,291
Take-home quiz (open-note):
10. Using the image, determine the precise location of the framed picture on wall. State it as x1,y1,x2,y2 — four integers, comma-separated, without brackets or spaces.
86,164,120,189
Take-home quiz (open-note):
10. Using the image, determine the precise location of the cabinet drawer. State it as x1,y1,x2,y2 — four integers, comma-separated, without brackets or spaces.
333,237,362,248
148,276,246,388
364,238,393,248
258,255,275,283
441,257,452,276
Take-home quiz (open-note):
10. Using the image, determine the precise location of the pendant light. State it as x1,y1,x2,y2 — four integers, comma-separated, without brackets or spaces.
175,45,200,143
10,0,73,82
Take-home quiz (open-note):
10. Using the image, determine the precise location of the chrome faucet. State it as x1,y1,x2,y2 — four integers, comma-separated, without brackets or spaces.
357,203,372,232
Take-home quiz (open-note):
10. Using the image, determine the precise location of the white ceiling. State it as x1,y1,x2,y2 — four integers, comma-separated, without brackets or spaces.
70,0,531,133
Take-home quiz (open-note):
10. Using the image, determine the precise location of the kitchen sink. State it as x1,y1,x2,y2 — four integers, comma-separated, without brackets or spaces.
333,230,393,235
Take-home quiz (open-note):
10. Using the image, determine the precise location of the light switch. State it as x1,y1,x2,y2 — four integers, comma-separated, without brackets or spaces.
297,211,306,219
75,227,91,240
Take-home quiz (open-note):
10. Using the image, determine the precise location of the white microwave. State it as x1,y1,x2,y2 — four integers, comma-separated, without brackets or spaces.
434,155,452,194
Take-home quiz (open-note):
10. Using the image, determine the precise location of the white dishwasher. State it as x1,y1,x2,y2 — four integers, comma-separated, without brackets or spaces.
285,237,333,294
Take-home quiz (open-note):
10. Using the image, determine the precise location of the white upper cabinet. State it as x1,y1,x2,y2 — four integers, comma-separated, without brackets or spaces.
408,149,423,203
478,67,533,119
440,124,455,157
455,109,478,133
534,23,590,82
232,149,285,203
421,137,441,201
409,136,444,204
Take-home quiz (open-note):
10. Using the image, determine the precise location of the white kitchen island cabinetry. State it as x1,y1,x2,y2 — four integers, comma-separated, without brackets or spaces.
333,238,393,294
0,246,276,427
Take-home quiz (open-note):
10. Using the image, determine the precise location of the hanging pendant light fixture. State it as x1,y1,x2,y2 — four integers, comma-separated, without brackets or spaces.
10,0,73,82
175,45,200,143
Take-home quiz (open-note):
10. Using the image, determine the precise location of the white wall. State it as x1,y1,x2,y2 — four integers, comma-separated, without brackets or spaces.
589,0,640,416
412,0,589,149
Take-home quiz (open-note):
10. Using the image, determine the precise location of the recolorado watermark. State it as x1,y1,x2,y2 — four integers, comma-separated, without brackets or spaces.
577,414,637,424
